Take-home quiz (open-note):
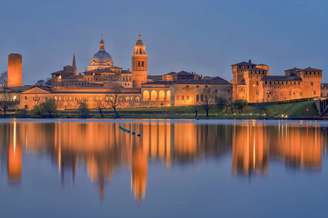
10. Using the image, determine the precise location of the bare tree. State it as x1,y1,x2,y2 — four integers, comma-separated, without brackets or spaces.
106,91,121,118
201,87,215,117
0,72,7,86
0,80,17,117
95,98,105,118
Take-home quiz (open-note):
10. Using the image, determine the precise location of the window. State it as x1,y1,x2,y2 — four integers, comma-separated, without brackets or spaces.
159,90,165,101
151,90,158,101
143,90,150,100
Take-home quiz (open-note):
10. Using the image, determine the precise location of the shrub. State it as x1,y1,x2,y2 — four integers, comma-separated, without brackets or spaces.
78,102,90,118
31,99,57,118
232,100,247,113
216,97,228,112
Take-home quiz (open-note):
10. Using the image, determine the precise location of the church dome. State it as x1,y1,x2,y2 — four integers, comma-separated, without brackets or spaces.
92,50,112,63
87,39,113,71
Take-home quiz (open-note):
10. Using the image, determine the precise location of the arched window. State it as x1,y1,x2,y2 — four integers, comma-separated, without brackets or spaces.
151,90,158,101
159,90,165,101
143,90,150,100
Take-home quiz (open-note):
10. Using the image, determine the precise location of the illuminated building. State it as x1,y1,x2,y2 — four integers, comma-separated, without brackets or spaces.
132,35,148,88
232,60,323,103
2,36,231,110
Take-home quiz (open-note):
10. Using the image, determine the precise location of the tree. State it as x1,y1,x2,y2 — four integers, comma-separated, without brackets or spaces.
215,97,228,113
78,101,90,118
232,100,247,113
31,99,57,118
95,99,105,118
201,88,215,117
0,80,17,117
107,94,121,118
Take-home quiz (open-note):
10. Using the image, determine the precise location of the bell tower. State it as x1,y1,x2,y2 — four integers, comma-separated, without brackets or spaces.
132,35,148,88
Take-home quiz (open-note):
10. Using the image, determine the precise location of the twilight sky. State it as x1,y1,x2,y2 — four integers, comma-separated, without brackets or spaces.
0,0,327,84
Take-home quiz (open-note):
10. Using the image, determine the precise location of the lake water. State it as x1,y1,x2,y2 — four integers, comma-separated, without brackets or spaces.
0,119,328,218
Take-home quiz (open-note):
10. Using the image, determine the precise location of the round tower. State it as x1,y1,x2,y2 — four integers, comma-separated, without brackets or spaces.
132,35,148,88
7,53,23,87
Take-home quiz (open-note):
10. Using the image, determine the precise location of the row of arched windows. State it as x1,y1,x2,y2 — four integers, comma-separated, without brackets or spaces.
143,90,171,101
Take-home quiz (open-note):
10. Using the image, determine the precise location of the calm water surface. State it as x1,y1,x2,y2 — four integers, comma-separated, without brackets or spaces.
0,119,328,218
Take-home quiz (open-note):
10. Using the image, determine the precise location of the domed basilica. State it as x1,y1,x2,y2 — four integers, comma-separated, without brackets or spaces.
87,39,113,71
49,36,148,89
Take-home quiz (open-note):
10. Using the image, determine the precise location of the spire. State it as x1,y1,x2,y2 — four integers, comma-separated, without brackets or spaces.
72,54,78,75
136,34,144,46
99,39,105,51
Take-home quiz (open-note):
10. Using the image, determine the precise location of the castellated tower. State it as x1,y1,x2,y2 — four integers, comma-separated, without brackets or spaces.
7,53,23,87
132,35,148,88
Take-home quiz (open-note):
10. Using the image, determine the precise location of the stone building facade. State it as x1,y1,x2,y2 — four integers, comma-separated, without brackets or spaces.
141,71,231,107
7,37,231,111
3,38,328,111
232,60,323,103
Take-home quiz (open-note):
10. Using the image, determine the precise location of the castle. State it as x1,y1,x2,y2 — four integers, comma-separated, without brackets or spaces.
232,60,323,103
0,36,327,111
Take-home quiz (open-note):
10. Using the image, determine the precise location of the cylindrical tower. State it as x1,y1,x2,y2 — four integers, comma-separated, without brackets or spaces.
8,53,23,87
132,35,148,88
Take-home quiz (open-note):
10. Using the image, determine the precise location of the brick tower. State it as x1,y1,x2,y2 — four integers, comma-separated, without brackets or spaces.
7,53,23,87
132,35,148,88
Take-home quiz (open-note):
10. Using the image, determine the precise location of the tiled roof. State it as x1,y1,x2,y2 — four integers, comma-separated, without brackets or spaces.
285,67,322,72
262,75,301,82
303,67,322,72
144,76,230,85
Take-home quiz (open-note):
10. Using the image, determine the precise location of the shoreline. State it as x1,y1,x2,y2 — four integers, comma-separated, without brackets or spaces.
0,114,327,120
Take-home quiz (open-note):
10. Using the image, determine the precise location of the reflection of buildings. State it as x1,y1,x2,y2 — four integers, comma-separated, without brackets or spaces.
0,120,327,200
131,146,148,202
232,122,268,176
272,125,323,170
7,143,22,183
232,121,325,176
6,121,23,184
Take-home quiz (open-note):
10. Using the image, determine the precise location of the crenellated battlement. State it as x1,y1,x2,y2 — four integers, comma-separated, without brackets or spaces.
232,60,323,103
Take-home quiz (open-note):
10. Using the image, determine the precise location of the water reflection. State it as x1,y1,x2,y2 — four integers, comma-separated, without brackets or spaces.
0,120,327,202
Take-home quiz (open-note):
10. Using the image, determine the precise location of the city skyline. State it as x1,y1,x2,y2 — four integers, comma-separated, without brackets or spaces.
0,0,327,84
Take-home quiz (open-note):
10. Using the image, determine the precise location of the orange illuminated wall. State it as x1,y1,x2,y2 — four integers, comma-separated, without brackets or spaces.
7,53,23,87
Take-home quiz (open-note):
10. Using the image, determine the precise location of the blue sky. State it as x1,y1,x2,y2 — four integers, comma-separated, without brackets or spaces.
0,0,327,84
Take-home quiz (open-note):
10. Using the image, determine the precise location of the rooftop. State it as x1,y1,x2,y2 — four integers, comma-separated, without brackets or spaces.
262,75,301,82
